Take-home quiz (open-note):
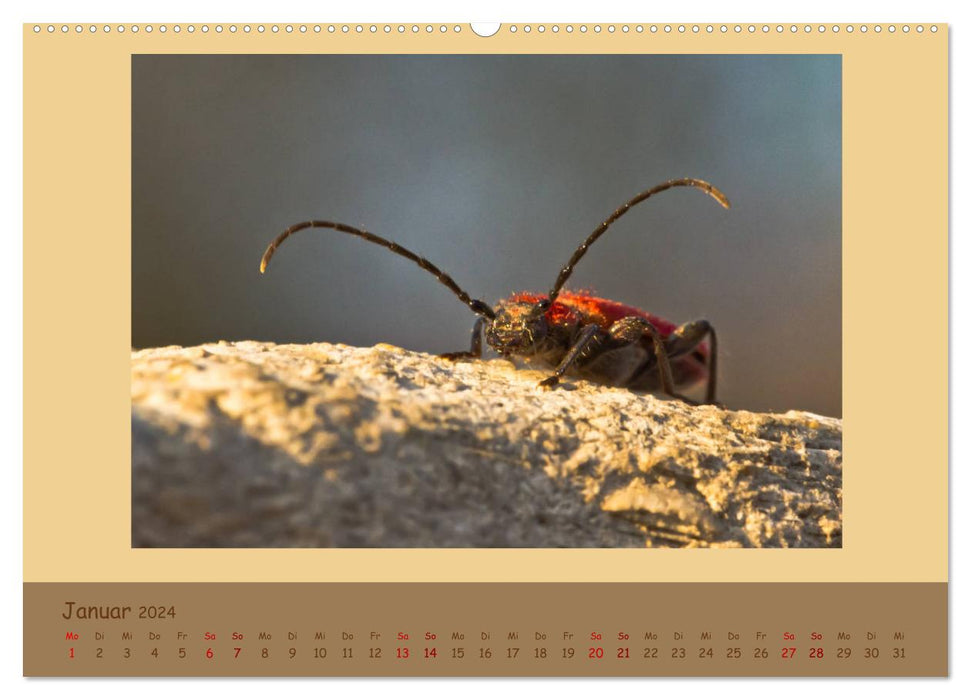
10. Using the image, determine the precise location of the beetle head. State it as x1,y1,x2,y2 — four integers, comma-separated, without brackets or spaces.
485,299,552,357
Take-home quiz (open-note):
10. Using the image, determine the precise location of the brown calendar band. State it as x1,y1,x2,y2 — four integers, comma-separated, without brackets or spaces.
24,582,947,677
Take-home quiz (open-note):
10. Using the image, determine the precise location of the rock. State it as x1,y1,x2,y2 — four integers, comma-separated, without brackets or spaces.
131,341,842,548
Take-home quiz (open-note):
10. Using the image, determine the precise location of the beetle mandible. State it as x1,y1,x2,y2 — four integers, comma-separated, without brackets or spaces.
259,178,730,404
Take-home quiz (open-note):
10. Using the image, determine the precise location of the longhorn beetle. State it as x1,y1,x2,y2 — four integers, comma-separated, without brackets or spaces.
260,178,730,404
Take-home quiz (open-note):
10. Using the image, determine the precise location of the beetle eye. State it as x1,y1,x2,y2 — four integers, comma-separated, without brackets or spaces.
529,300,551,320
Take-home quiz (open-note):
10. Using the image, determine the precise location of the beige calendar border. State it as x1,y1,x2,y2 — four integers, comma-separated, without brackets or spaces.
23,23,948,582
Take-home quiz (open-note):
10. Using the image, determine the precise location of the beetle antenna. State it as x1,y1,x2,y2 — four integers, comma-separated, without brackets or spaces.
260,220,496,319
548,178,731,302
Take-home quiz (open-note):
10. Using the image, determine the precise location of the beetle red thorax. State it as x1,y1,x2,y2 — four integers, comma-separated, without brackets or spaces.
508,291,680,335
485,290,678,359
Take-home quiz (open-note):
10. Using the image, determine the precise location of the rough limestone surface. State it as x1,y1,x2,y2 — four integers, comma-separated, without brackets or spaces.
131,341,842,548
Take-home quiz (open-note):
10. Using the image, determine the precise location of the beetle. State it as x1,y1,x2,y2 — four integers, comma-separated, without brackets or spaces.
259,177,730,404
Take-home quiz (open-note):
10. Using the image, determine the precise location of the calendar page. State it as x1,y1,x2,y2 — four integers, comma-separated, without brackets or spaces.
22,21,947,677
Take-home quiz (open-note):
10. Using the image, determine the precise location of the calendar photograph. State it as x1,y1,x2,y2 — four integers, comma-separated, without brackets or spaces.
22,22,949,679
129,52,841,549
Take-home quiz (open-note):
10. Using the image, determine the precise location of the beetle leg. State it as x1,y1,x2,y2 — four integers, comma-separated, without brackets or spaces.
664,320,718,404
538,324,603,388
610,316,700,405
439,316,487,361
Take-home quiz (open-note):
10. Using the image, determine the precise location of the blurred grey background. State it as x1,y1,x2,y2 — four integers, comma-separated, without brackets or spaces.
133,54,841,416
